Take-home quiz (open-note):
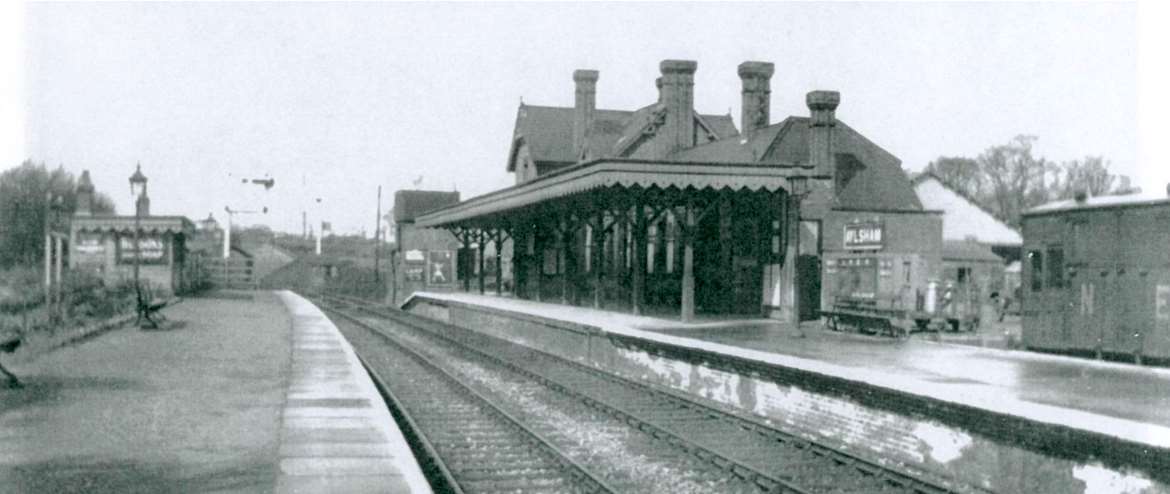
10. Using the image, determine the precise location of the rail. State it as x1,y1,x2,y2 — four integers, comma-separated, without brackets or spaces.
321,294,974,494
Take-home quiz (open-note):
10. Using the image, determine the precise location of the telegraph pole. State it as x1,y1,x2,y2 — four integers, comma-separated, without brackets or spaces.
374,185,382,284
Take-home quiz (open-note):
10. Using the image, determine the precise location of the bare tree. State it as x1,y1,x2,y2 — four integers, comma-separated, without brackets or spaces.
925,156,985,201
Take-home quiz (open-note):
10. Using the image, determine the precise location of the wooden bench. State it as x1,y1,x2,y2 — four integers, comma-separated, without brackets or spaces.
1,333,21,388
137,287,169,329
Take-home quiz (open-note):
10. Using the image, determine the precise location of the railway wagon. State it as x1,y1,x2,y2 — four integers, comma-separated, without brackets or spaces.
1021,190,1170,364
817,210,977,335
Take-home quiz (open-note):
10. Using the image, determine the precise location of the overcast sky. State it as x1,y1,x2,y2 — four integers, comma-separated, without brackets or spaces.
5,2,1167,235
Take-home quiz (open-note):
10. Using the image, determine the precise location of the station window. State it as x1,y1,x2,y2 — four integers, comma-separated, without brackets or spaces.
1029,250,1044,292
1046,246,1065,289
957,267,971,284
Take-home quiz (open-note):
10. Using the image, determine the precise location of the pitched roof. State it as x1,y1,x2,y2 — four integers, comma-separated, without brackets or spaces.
942,240,1004,263
1024,190,1170,216
673,116,923,211
913,174,1022,246
393,190,461,223
509,104,738,168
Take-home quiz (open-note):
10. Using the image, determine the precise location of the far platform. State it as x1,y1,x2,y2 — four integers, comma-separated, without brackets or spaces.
0,290,430,494
404,291,1170,450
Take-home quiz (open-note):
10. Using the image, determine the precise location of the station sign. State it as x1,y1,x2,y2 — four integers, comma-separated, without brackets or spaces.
843,221,884,250
75,233,105,255
404,249,425,264
428,250,454,285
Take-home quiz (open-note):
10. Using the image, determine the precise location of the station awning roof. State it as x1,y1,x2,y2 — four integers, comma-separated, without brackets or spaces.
72,215,195,235
416,158,819,228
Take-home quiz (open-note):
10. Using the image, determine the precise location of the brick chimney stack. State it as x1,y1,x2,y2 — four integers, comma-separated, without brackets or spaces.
75,170,94,216
738,61,774,135
806,90,840,179
573,69,599,161
659,59,697,155
136,191,150,217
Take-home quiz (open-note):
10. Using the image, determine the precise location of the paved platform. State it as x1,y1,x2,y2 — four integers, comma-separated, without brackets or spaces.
0,290,430,494
275,291,430,494
406,291,1170,450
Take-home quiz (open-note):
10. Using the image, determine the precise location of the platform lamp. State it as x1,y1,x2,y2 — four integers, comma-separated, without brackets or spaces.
129,164,148,327
788,174,811,334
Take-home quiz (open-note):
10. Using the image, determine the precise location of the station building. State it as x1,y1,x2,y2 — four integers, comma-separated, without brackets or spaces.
414,59,938,323
68,170,196,296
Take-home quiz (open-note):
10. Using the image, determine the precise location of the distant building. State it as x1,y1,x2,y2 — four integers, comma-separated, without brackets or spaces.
912,173,1023,297
68,170,196,296
912,173,1022,260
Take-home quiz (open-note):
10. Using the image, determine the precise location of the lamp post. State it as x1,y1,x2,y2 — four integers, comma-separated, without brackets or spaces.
129,164,148,327
788,175,811,336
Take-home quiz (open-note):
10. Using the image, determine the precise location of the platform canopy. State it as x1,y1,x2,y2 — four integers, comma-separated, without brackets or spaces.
415,158,818,228
72,215,195,235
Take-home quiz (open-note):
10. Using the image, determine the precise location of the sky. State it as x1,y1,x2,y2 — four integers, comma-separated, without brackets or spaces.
3,2,1168,235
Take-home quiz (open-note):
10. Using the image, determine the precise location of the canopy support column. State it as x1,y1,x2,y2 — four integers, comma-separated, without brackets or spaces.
459,229,472,292
532,225,543,302
718,194,733,313
632,201,647,315
680,204,696,322
494,229,508,296
477,229,486,295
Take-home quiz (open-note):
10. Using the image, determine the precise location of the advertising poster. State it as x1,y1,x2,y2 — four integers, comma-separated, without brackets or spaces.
76,233,105,255
403,249,426,282
117,235,166,264
428,250,454,285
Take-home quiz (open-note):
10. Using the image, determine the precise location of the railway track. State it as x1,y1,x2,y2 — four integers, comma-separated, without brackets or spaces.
326,300,618,493
318,295,975,494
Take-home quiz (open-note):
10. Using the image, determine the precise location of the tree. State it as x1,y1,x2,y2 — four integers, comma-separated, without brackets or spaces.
925,156,985,201
0,161,116,268
1053,156,1137,200
926,136,1134,228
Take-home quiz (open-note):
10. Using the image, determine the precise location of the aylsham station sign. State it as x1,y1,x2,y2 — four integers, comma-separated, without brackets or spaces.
843,220,884,251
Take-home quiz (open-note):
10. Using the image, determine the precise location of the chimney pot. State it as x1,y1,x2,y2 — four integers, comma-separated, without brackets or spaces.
660,59,697,75
806,90,841,125
573,69,599,83
806,90,841,179
738,61,774,135
75,170,94,216
737,61,775,79
136,192,151,217
1074,189,1089,204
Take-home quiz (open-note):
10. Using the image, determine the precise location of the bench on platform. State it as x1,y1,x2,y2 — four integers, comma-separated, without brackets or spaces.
1,332,21,388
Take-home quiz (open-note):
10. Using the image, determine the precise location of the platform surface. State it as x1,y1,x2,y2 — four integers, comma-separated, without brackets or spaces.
408,291,1170,450
275,290,431,494
0,290,430,494
0,292,292,492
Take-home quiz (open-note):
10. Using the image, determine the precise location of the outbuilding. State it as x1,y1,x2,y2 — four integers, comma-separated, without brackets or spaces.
68,170,196,297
